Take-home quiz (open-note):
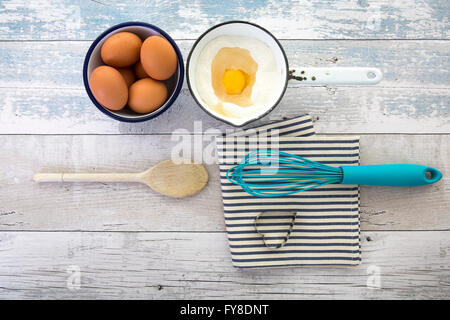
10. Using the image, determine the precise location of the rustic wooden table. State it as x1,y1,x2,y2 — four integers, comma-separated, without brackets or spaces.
0,0,449,299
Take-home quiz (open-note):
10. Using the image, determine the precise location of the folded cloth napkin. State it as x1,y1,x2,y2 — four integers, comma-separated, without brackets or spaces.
216,114,361,268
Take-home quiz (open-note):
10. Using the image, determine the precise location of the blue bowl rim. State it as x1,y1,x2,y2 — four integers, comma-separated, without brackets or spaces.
83,21,185,123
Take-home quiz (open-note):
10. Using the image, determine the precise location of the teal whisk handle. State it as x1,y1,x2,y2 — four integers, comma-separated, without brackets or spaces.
341,164,442,187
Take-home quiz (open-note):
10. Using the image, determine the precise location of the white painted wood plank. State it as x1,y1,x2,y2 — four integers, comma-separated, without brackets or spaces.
0,0,448,40
1,40,448,89
0,134,447,232
0,231,448,299
1,86,448,134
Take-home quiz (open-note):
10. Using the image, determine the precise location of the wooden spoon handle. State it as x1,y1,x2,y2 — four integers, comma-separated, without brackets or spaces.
33,172,141,183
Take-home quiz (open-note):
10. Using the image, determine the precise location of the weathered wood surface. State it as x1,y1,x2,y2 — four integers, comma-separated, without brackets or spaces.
0,0,448,40
0,231,448,299
2,87,449,134
0,40,449,134
0,134,448,232
0,0,449,300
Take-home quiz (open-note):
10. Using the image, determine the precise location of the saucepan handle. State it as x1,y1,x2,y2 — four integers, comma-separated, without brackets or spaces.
289,67,383,85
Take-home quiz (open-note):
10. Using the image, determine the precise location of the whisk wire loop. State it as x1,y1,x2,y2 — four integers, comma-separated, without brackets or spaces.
226,149,344,197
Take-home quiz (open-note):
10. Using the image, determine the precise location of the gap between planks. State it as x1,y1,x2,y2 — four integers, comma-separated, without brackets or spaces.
0,230,448,233
0,133,449,136
1,39,449,42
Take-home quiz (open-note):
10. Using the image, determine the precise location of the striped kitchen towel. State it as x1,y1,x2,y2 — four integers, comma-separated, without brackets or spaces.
216,114,361,268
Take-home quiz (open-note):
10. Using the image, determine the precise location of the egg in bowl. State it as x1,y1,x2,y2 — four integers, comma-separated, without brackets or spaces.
194,35,282,122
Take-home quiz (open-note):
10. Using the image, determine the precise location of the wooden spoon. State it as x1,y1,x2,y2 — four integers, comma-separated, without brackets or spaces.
33,159,209,198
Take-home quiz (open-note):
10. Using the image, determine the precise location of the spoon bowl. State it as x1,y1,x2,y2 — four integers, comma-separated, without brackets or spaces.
140,159,209,197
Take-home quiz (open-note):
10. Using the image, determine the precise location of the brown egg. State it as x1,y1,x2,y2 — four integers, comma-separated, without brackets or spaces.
101,32,142,67
140,36,177,80
128,78,168,114
89,66,128,111
117,67,136,87
134,60,149,79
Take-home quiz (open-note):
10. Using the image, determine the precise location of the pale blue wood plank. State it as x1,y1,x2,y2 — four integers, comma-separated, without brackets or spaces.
0,0,448,40
0,40,448,89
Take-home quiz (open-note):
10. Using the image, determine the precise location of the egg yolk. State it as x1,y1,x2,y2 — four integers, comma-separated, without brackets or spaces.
222,69,247,95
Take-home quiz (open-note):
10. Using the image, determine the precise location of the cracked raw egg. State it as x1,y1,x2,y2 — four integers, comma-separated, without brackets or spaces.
193,34,281,124
210,47,258,114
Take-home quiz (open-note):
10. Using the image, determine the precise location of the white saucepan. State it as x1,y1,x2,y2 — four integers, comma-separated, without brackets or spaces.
186,21,383,127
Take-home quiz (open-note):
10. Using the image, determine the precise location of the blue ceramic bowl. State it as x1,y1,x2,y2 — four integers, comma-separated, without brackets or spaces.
83,22,184,122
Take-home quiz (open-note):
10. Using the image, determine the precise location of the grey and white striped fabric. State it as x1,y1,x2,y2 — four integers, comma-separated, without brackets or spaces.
216,114,361,268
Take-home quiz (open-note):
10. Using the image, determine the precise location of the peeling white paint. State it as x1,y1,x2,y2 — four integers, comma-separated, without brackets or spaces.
0,0,448,40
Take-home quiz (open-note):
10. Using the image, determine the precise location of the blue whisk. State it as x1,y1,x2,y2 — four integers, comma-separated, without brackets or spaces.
226,149,442,197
